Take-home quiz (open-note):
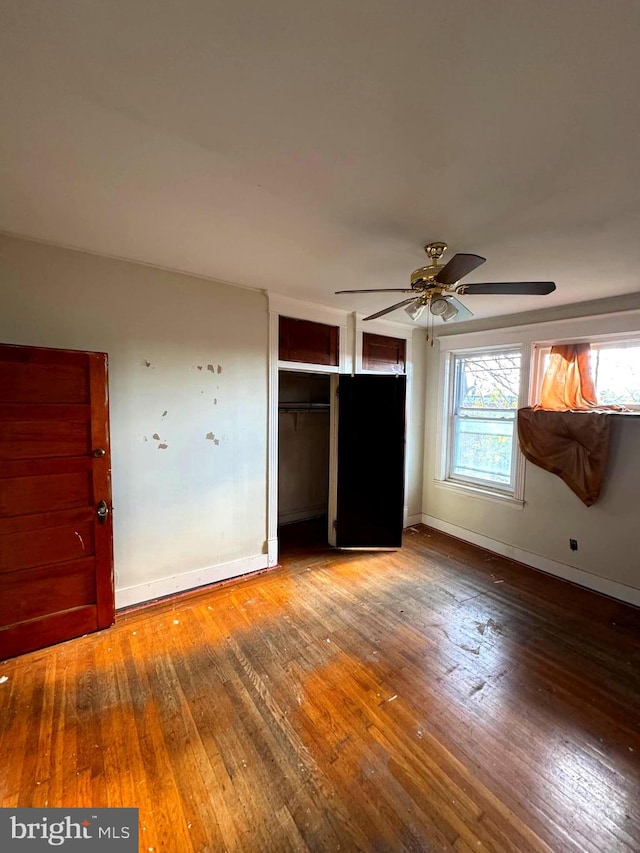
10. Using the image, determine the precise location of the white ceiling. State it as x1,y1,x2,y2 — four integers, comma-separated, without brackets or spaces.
2,1,640,325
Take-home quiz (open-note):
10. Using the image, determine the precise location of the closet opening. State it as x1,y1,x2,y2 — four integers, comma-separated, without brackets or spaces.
278,370,331,553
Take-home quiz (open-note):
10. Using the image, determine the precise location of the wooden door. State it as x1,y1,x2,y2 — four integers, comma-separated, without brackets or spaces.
335,375,406,548
0,343,115,659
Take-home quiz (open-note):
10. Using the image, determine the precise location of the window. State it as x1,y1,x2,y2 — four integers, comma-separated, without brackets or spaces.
446,348,522,494
533,338,640,409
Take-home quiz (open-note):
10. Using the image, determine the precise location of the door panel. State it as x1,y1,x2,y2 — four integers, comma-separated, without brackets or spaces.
0,471,93,516
336,375,406,548
0,558,96,624
0,362,90,403
0,418,91,459
4,607,98,662
0,343,114,659
1,520,96,572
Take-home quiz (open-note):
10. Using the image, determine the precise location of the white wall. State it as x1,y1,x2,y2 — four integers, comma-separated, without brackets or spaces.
0,234,269,606
422,309,640,606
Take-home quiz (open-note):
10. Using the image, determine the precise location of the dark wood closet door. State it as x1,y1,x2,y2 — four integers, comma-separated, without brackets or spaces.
336,374,406,548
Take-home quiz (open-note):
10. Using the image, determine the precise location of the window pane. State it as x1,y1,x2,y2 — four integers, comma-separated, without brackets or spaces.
457,352,521,410
593,345,640,405
452,418,513,485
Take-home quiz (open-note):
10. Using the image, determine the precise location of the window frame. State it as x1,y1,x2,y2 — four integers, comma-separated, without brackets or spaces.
436,343,527,506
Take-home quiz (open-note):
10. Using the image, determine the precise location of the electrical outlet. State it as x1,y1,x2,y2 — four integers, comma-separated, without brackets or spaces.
569,539,578,551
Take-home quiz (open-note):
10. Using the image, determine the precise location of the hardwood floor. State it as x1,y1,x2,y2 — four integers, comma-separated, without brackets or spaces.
1,525,639,852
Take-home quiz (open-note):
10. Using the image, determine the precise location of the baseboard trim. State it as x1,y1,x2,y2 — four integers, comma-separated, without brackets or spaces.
115,553,270,609
404,513,423,528
278,505,326,525
421,515,640,608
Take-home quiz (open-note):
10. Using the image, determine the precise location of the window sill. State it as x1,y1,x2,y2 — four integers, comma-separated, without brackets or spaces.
433,478,524,509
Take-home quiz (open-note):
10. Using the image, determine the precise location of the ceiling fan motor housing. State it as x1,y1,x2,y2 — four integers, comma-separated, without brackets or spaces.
410,242,448,287
411,264,443,288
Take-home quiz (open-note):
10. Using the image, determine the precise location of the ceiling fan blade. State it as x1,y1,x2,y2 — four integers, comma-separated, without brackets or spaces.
335,288,416,294
434,253,486,285
363,297,419,321
456,281,556,295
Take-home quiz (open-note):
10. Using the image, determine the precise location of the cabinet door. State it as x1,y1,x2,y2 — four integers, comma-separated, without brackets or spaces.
336,375,406,548
279,316,339,365
362,332,406,373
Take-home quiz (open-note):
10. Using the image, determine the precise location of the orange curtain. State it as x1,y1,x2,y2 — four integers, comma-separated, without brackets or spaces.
517,408,610,506
537,343,598,411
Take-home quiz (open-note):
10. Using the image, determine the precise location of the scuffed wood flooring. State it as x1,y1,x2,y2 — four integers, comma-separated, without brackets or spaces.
1,525,639,852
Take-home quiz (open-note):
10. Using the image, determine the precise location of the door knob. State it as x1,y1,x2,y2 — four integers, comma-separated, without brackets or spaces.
93,448,106,457
97,500,109,524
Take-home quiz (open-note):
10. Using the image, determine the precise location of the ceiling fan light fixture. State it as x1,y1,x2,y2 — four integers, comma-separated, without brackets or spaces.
441,302,459,321
429,297,449,316
404,301,426,321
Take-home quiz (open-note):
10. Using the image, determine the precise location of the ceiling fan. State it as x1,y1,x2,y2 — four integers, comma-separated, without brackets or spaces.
335,242,556,323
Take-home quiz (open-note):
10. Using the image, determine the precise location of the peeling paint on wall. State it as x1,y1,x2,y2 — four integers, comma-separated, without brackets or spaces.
158,443,169,450
162,411,168,418
143,359,153,368
197,365,203,371
152,433,160,441
217,365,222,374
207,364,215,373
214,398,217,405
206,432,215,440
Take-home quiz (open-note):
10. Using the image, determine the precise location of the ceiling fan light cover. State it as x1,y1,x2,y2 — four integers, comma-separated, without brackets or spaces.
405,302,426,321
429,297,448,316
441,302,458,321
